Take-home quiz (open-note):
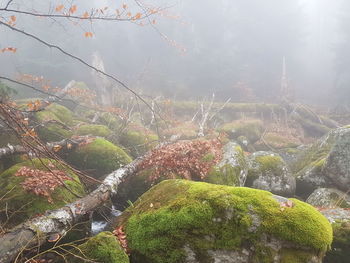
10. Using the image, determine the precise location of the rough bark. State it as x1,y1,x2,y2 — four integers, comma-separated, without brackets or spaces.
0,157,143,263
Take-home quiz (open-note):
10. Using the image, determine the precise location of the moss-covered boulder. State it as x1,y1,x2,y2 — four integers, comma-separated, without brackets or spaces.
246,151,296,197
254,132,301,151
293,126,350,197
65,138,132,178
205,142,248,187
117,180,332,263
218,119,264,143
119,125,158,158
75,124,112,137
0,158,85,227
306,188,350,208
68,232,129,263
113,141,246,210
36,103,74,141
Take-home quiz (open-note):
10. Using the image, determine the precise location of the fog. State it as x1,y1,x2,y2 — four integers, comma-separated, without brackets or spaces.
0,0,348,105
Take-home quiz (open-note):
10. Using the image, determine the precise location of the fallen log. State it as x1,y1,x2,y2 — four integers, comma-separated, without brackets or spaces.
0,156,143,263
0,137,86,160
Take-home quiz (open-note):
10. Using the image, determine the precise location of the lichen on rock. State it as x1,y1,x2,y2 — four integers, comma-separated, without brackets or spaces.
246,151,296,197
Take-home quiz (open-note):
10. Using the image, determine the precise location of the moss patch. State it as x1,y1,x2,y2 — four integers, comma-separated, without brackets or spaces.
219,119,263,143
69,232,129,263
0,158,85,227
118,180,332,263
35,103,74,141
75,124,112,137
66,138,132,177
119,128,158,158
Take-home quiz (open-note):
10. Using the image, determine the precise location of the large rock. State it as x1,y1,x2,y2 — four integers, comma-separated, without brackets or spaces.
113,141,247,210
293,126,350,197
320,208,350,263
218,119,264,143
0,158,85,227
65,138,132,178
117,180,332,263
35,103,74,141
246,151,296,197
75,124,112,137
119,125,158,158
307,188,350,208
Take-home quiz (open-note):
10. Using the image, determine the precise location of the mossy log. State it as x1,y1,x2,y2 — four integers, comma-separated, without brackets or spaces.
0,156,144,263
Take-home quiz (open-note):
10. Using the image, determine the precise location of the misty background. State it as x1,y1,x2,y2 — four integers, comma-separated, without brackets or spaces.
0,0,349,106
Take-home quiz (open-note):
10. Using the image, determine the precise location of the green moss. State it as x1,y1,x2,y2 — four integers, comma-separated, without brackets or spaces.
35,103,74,141
247,154,284,184
119,129,158,158
36,103,74,125
66,138,132,177
118,180,332,263
255,133,300,151
75,124,112,137
37,123,73,142
280,248,314,263
0,158,85,227
100,112,121,130
70,232,129,263
219,119,263,143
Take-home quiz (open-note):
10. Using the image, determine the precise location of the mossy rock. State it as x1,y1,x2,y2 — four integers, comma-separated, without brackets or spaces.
35,103,74,141
293,126,350,197
68,232,129,263
119,127,158,158
254,132,301,151
75,124,112,137
218,119,264,143
0,158,85,227
205,142,248,187
306,188,350,208
66,138,132,178
117,180,332,263
99,112,121,130
36,103,74,125
246,151,296,197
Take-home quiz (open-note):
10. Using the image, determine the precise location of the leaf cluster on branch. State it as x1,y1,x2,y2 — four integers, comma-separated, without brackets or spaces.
139,138,223,182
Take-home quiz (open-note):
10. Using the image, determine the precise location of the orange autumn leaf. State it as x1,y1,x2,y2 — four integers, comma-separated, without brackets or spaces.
10,15,16,22
84,32,93,38
55,4,64,12
122,4,128,9
82,11,89,18
134,13,142,20
69,5,77,14
1,47,17,53
127,12,131,17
